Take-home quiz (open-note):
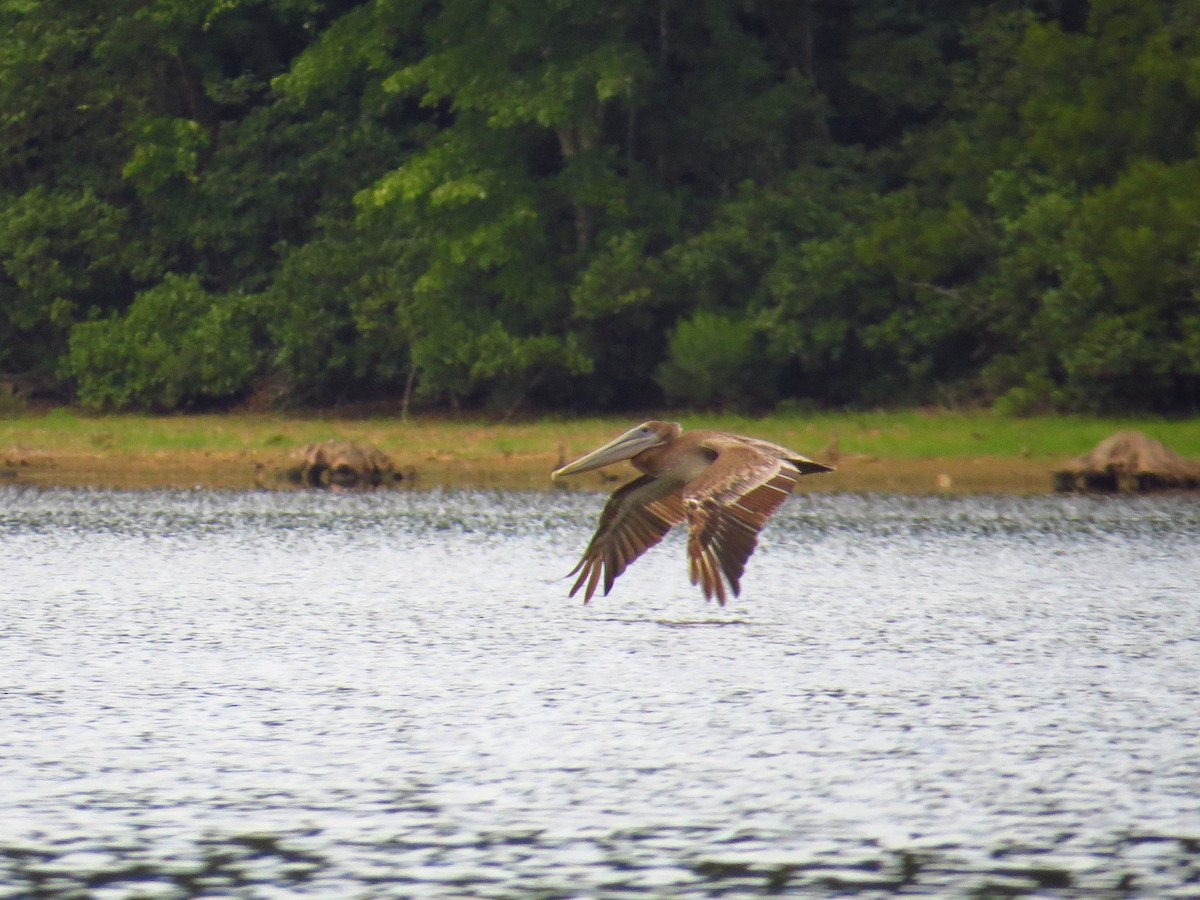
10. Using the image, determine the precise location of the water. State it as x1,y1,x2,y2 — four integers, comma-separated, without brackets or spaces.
2,486,1200,898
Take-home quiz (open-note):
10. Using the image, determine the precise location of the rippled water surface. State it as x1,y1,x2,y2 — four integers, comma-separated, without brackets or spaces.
3,486,1200,898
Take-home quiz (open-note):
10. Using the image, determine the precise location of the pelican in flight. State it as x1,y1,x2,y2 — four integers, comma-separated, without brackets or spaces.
552,422,833,604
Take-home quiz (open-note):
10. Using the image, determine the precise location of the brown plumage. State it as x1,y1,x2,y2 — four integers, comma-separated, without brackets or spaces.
552,422,834,604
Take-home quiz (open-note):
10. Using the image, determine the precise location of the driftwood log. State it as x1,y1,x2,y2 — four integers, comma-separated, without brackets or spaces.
1054,431,1200,493
288,441,400,488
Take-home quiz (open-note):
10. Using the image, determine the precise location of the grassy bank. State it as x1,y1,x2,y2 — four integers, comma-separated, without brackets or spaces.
2,408,1197,493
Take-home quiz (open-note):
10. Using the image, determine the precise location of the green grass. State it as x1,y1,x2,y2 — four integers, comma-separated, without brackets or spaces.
3,410,388,454
2,408,1198,461
732,410,1200,459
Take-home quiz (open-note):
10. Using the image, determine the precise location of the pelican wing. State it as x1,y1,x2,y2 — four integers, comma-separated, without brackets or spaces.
683,440,801,605
567,474,687,602
738,436,834,476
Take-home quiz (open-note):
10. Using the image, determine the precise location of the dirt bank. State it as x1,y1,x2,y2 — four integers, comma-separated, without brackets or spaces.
1,447,1053,494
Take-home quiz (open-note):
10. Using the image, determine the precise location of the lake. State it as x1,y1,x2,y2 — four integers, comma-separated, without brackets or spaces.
2,486,1199,898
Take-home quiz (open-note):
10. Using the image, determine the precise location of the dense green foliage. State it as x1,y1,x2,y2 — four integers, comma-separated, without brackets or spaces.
2,0,1198,412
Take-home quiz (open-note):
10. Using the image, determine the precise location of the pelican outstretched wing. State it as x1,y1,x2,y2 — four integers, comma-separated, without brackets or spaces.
683,441,803,605
567,474,687,602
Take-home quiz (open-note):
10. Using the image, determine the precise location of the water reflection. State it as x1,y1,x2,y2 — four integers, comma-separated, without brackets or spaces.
2,487,1199,897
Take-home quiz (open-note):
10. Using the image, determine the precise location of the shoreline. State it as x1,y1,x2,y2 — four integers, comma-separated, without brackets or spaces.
1,447,1056,494
6,407,1194,495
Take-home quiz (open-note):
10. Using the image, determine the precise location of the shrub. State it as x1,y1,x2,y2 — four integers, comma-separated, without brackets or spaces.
65,275,259,410
656,312,769,407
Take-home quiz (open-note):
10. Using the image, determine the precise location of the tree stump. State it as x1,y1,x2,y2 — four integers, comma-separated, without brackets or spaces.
289,441,400,488
1054,431,1200,493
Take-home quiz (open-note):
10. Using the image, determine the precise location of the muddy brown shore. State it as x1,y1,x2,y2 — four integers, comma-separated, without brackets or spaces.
1,449,1052,494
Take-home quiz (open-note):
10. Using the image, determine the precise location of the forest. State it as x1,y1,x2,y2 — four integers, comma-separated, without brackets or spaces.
2,0,1199,415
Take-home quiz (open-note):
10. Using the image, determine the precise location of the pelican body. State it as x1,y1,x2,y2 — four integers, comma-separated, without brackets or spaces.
552,421,833,604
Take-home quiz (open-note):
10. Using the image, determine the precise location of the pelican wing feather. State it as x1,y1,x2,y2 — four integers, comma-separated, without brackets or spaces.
566,474,687,602
682,439,802,604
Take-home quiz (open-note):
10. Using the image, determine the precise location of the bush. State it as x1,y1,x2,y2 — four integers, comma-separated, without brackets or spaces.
656,312,769,407
65,275,259,410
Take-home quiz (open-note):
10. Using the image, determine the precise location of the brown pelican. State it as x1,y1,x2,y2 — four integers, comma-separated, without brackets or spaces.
552,422,833,604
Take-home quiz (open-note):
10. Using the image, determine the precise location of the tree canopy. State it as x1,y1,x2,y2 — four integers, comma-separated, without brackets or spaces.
3,0,1197,413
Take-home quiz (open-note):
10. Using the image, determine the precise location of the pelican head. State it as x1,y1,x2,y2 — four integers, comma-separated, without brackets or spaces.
552,421,680,480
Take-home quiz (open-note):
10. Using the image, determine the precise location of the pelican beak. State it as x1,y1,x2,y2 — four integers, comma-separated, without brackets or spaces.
552,426,666,480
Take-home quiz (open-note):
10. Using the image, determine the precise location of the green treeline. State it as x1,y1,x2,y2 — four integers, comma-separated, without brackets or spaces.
2,0,1199,414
